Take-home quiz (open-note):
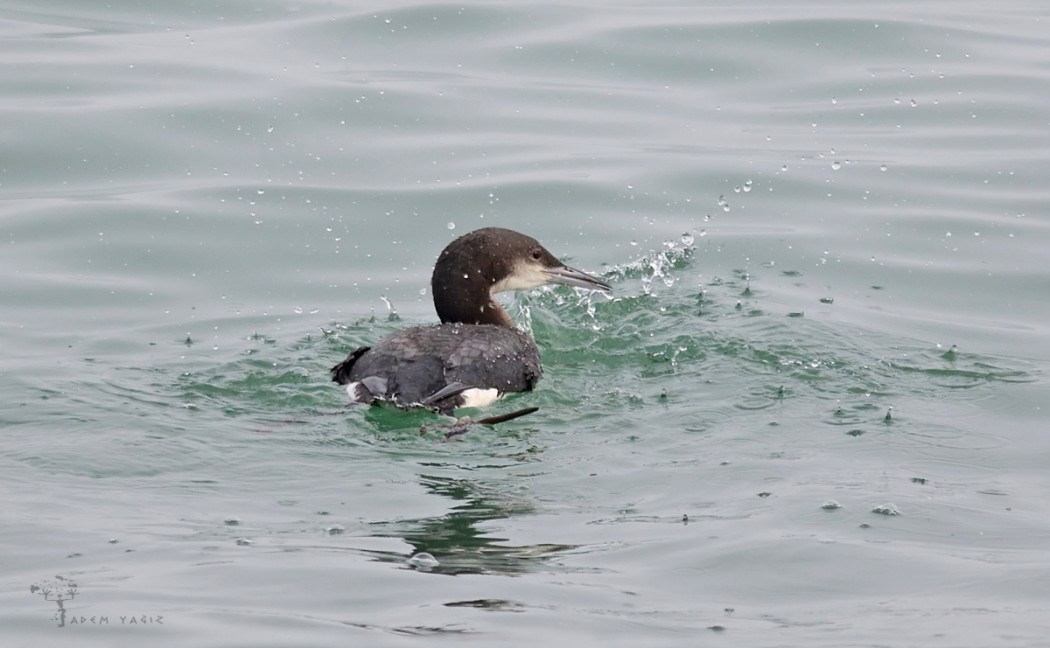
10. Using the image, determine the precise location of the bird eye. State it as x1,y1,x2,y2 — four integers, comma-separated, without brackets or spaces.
530,248,543,260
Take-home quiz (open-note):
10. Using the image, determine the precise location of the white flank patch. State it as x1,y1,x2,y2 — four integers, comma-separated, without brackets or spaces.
344,382,366,403
459,387,501,408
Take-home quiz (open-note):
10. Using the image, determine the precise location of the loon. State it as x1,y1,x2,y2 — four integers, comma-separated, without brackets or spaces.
331,227,610,416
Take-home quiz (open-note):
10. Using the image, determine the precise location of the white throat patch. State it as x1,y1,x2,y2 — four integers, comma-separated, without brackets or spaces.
490,260,548,294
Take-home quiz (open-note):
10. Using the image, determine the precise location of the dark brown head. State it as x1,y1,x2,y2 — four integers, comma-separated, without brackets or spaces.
430,227,610,326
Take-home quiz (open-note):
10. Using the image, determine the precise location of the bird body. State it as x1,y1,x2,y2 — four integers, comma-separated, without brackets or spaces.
331,228,608,415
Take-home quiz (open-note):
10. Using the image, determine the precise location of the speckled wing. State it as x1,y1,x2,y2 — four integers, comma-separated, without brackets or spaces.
330,323,542,412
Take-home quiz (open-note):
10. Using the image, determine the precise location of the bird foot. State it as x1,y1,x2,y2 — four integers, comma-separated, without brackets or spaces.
418,407,540,440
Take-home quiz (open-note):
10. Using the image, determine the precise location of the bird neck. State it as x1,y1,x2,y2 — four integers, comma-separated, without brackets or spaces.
433,281,515,328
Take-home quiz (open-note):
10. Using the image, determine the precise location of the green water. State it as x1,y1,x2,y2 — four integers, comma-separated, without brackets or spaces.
2,1,1049,646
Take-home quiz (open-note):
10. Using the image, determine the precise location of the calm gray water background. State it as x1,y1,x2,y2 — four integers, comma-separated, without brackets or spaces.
2,1,1049,646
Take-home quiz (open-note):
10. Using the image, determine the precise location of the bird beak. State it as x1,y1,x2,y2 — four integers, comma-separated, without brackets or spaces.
544,264,611,292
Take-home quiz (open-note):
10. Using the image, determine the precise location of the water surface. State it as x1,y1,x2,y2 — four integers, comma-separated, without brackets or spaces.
2,1,1049,646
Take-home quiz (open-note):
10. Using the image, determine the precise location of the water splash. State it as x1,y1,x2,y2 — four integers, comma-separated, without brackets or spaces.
379,296,399,320
604,235,696,295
